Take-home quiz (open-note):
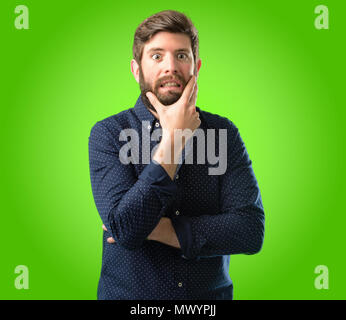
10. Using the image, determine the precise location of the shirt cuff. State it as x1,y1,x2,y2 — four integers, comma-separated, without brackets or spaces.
171,215,197,260
138,160,178,196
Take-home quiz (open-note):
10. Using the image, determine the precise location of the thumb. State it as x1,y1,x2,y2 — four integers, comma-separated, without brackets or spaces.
146,92,163,115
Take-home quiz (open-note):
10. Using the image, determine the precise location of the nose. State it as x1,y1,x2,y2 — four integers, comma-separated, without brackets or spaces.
163,53,178,75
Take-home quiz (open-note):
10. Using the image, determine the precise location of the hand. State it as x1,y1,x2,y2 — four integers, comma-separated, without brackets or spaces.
102,224,116,244
101,223,158,244
146,75,201,144
101,218,180,249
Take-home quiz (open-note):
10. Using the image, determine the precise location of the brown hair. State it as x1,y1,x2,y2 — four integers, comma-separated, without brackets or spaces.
133,10,199,65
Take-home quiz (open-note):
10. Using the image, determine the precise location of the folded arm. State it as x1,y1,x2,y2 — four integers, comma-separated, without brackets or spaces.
171,121,265,260
88,121,178,250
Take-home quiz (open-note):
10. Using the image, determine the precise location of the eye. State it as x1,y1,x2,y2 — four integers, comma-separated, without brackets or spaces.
152,53,161,60
177,53,188,60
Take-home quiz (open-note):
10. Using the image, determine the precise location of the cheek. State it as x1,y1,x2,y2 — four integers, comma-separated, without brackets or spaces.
182,66,194,82
182,61,194,74
142,68,156,86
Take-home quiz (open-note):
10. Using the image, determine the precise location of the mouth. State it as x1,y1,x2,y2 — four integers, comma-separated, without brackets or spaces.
159,79,183,91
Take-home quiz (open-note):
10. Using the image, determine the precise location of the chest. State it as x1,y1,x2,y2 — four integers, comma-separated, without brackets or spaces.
134,161,220,217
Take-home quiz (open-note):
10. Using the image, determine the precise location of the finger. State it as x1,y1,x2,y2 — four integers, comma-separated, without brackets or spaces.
188,81,198,107
180,75,196,104
194,112,201,129
102,224,107,231
107,237,116,244
149,108,159,119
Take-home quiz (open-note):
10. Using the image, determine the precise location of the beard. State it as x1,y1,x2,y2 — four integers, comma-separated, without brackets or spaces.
138,65,195,112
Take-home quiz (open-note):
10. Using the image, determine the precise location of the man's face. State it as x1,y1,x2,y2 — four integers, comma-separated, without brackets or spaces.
133,32,200,110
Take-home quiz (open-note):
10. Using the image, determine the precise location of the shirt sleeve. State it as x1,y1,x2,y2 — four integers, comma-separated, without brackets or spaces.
171,120,265,260
88,121,178,250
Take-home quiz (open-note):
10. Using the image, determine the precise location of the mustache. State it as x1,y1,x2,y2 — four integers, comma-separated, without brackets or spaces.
154,74,186,91
138,68,188,110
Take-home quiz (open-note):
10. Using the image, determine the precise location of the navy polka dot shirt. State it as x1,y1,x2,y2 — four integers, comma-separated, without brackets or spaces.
88,95,265,300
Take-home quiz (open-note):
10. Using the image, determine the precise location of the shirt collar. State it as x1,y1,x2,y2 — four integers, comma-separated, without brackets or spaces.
133,94,157,128
133,93,207,130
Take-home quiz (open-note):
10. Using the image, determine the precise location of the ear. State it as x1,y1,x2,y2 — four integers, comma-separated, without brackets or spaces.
196,59,202,77
131,59,140,83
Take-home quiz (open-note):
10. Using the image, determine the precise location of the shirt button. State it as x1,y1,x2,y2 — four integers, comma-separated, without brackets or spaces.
147,125,151,130
175,210,180,216
155,122,160,127
178,282,183,287
175,174,179,180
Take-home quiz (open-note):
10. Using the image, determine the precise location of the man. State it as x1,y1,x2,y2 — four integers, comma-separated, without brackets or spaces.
88,10,265,300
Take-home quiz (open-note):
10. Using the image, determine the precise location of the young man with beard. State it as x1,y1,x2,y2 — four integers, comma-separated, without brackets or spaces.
88,10,265,300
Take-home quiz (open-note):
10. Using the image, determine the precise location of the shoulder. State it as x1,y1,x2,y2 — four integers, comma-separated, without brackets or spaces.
198,107,239,133
89,107,135,139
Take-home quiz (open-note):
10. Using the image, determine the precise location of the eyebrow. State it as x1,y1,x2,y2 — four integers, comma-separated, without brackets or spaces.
147,47,191,54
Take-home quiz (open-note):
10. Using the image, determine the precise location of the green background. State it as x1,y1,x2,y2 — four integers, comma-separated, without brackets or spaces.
0,0,345,300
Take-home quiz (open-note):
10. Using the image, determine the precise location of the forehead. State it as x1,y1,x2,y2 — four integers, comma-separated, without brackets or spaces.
143,31,192,53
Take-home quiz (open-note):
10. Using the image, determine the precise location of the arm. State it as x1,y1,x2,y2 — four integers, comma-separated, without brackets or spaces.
88,121,178,250
171,120,265,260
90,76,199,251
146,217,181,249
103,217,181,249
